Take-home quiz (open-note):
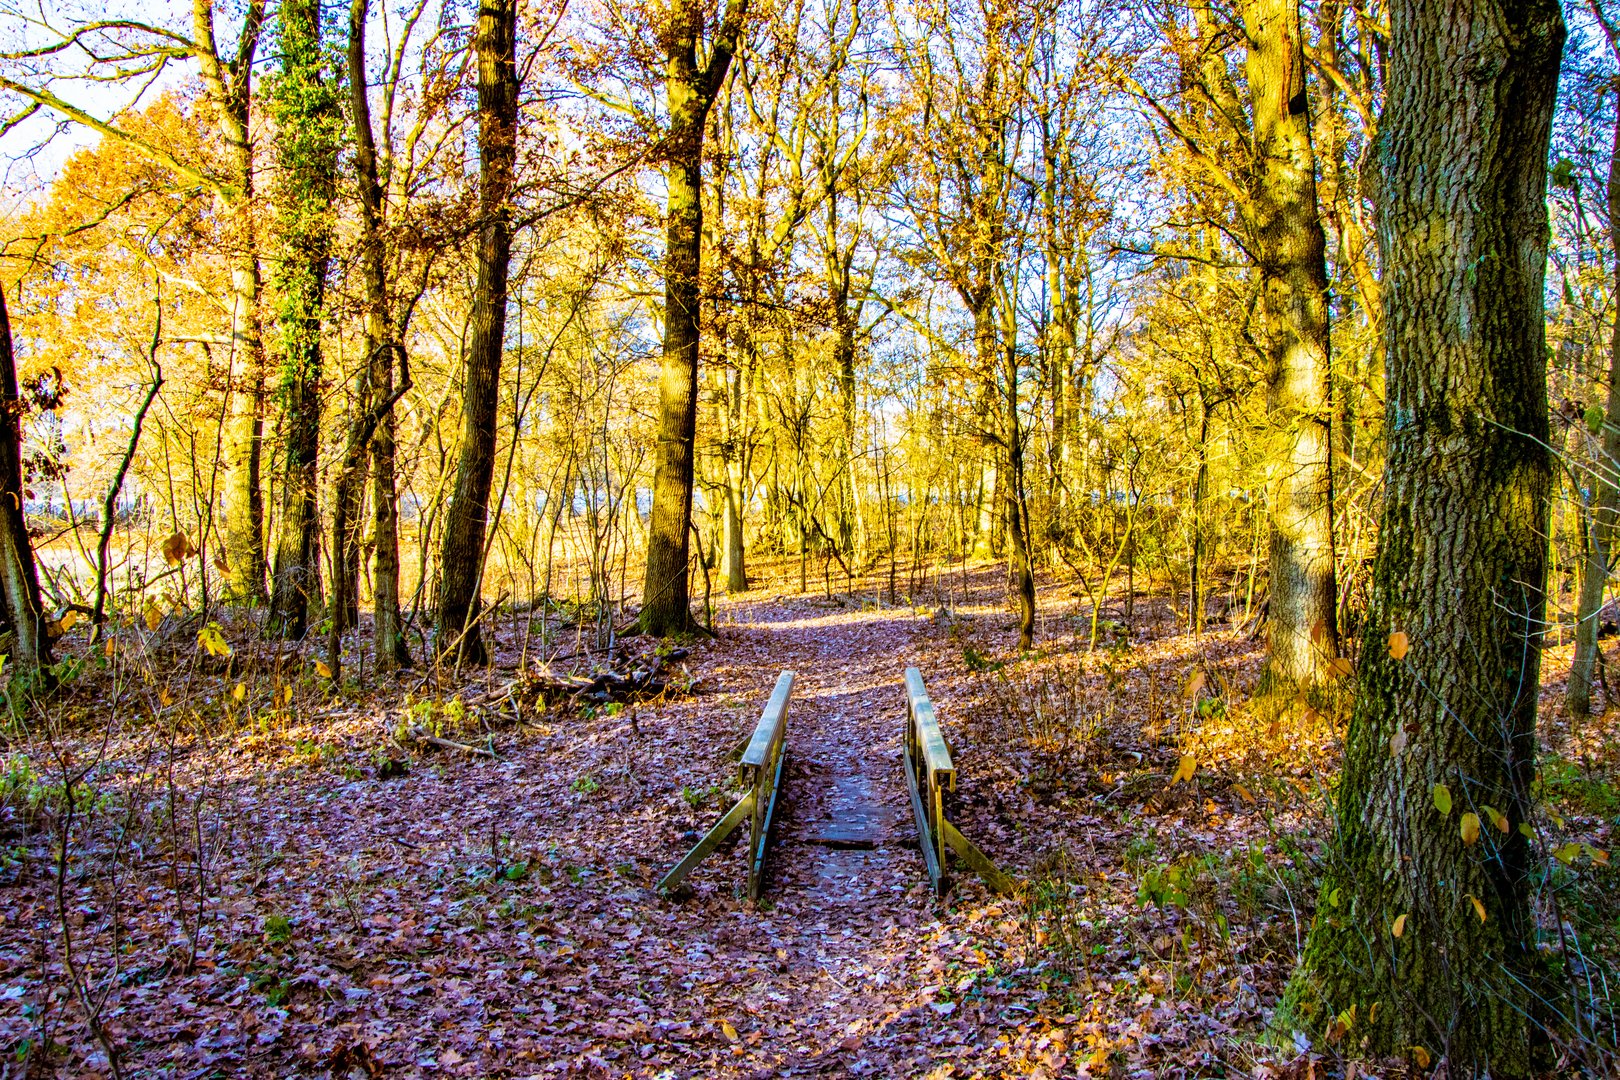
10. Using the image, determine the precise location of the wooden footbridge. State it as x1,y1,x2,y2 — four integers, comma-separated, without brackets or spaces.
658,667,1013,900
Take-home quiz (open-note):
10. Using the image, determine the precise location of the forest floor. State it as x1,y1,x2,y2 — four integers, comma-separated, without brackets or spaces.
1,561,1617,1078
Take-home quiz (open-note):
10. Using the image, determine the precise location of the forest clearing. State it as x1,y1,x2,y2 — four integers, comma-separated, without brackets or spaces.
1,0,1617,1073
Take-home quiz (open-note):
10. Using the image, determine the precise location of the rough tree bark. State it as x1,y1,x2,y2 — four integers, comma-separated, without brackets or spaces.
639,0,751,636
1275,0,1565,1069
0,287,52,672
1243,0,1339,691
435,0,518,664
267,0,341,639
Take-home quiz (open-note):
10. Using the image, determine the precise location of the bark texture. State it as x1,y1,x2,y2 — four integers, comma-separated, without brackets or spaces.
0,288,51,673
639,0,750,636
1242,0,1339,690
434,0,518,664
1276,0,1565,1070
267,0,340,639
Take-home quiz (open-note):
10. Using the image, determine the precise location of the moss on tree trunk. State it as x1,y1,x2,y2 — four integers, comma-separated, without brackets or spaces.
1275,0,1566,1070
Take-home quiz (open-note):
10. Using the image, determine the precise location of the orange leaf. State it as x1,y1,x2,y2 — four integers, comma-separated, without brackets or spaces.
1410,1046,1432,1069
1392,913,1407,938
1234,784,1257,805
315,660,333,679
1466,893,1486,923
161,531,197,566
1460,812,1480,846
1387,630,1410,660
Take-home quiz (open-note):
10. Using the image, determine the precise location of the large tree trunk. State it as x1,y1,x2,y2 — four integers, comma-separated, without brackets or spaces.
266,0,339,639
639,0,749,636
643,134,702,632
434,0,518,665
1570,62,1620,716
347,0,412,671
1243,0,1339,691
0,287,52,673
1276,0,1564,1069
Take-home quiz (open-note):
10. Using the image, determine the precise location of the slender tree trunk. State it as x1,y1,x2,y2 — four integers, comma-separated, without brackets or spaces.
994,300,1035,650
348,0,412,670
830,249,864,565
0,287,51,673
434,0,518,664
1192,398,1209,635
640,0,749,636
1244,0,1339,691
719,343,749,592
267,0,340,639
836,304,862,564
222,245,267,605
195,0,269,605
1570,80,1620,716
1276,0,1564,1069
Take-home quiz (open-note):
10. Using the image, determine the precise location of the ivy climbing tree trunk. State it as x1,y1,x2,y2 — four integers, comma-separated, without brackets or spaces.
1243,0,1339,691
267,0,341,639
1275,0,1565,1070
435,0,518,664
0,287,51,673
639,0,750,636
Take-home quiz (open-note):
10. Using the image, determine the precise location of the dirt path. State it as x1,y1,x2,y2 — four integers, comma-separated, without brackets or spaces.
1,568,1315,1078
689,599,946,1074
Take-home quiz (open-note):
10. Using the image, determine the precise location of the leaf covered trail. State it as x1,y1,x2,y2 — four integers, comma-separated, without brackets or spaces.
3,568,1338,1078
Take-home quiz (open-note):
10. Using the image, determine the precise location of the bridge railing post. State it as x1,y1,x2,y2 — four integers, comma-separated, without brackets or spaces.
902,666,1013,897
659,670,794,899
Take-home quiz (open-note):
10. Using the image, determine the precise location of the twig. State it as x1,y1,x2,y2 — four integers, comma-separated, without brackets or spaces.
404,725,498,759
